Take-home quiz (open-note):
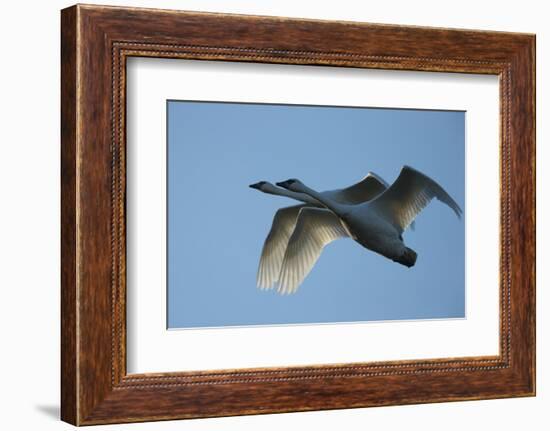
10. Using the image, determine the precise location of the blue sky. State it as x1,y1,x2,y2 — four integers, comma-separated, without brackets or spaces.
167,101,465,329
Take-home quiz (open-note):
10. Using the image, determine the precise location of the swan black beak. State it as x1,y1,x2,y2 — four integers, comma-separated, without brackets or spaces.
276,179,296,189
249,181,266,190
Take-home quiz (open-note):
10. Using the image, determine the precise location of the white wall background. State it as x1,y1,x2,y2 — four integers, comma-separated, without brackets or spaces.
0,1,545,429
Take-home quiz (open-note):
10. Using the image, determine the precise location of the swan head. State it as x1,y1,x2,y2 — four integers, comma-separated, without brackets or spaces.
276,179,303,192
249,181,268,191
249,181,287,195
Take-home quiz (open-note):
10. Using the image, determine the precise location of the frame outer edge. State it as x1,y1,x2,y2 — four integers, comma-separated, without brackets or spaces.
60,4,75,425
526,35,536,396
506,35,536,395
61,4,80,426
531,34,536,396
523,34,536,395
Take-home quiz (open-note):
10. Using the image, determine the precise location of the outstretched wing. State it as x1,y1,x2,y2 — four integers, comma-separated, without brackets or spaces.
370,165,462,233
326,172,415,230
257,205,306,289
327,172,389,204
277,208,349,294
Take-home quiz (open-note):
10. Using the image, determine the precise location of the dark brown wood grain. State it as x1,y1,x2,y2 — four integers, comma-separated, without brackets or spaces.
60,5,78,425
61,4,535,425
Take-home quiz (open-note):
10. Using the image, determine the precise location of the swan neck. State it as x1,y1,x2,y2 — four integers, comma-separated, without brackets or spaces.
296,184,345,215
264,186,317,204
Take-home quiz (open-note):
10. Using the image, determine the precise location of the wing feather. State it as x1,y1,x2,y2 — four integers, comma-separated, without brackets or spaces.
371,165,462,233
257,205,305,290
327,172,388,204
277,208,349,294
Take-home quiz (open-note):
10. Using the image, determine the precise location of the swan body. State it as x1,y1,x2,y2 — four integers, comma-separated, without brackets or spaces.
249,173,390,290
276,165,462,293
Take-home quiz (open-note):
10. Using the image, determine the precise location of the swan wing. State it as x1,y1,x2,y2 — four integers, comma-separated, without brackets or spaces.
277,208,349,294
371,165,462,233
327,172,389,204
257,205,306,290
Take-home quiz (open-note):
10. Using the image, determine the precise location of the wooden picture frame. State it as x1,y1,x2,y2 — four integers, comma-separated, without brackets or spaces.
61,4,535,425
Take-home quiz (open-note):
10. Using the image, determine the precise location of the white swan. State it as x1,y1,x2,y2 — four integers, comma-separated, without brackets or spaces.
249,173,391,290
275,165,462,294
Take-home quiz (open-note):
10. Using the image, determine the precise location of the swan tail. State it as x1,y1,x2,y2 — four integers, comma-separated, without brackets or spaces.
393,247,417,268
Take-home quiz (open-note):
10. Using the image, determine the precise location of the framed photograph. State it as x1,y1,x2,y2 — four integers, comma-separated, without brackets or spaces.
61,4,535,425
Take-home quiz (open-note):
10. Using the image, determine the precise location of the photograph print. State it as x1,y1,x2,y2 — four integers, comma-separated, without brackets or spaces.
167,100,465,329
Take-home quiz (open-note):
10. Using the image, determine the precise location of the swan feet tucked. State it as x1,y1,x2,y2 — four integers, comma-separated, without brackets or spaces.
393,246,417,268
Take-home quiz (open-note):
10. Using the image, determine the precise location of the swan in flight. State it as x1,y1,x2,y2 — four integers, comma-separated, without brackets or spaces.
249,173,392,290
275,165,462,294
